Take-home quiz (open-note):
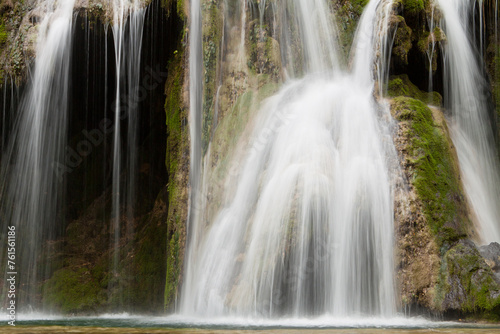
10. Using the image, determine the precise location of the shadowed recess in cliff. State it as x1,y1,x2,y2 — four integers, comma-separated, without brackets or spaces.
0,0,177,313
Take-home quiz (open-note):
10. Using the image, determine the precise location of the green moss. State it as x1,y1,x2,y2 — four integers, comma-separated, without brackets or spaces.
165,230,180,307
176,0,185,21
161,0,185,20
131,210,168,311
164,45,188,311
201,0,222,155
388,74,442,106
417,30,430,54
248,21,280,77
336,0,365,61
43,267,106,313
165,51,183,203
392,16,412,65
0,24,7,45
403,0,425,15
433,26,445,43
351,0,369,14
495,46,500,135
391,97,467,246
436,241,500,319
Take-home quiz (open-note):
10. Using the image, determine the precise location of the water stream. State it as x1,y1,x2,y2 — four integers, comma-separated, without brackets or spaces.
0,0,76,308
437,0,500,243
182,0,398,318
109,0,145,305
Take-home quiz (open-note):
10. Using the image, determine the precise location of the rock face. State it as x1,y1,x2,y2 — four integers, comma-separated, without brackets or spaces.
482,0,500,142
0,0,37,80
389,85,500,320
385,0,500,321
479,242,500,282
390,93,460,313
438,240,500,318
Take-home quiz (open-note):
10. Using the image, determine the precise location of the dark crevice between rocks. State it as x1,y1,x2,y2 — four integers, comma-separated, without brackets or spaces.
0,79,23,158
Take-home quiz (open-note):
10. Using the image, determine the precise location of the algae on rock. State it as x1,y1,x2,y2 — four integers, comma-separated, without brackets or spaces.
164,46,189,311
390,84,500,318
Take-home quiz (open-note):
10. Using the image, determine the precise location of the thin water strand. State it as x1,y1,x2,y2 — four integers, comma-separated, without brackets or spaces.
437,0,500,243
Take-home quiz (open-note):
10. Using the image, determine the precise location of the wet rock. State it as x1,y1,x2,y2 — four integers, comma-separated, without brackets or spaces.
437,239,500,316
479,242,500,282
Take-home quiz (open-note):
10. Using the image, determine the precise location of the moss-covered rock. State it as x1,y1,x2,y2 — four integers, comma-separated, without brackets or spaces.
391,15,413,66
390,93,500,319
43,267,106,314
334,0,366,60
201,0,223,155
388,74,442,105
479,242,500,276
391,94,465,312
402,0,425,16
0,0,36,82
164,44,189,312
131,187,169,311
436,239,500,320
247,20,281,79
391,97,468,247
390,0,444,92
486,36,500,145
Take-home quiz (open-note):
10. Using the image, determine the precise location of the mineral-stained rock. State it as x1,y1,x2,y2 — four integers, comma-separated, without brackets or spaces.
437,239,500,318
479,242,500,283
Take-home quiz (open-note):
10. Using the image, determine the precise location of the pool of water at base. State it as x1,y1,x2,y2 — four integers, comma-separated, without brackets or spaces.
0,315,499,333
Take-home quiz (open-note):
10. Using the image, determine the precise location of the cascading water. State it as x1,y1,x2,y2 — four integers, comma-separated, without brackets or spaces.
437,0,500,243
0,0,154,312
183,0,203,309
188,0,203,222
426,3,437,93
271,0,339,78
182,0,397,318
109,0,145,304
0,0,76,308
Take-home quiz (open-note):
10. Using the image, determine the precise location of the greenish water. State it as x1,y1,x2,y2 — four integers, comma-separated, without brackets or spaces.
1,316,500,334
2,327,500,334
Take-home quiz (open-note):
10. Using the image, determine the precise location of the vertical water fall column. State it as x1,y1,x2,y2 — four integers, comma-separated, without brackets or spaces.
0,0,76,309
110,0,145,306
437,0,500,243
182,0,203,312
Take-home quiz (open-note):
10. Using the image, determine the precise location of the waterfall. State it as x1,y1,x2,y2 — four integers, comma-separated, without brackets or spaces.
181,0,397,318
437,0,500,243
182,0,203,313
426,3,437,93
0,0,150,311
109,0,145,305
0,0,76,308
274,0,339,78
